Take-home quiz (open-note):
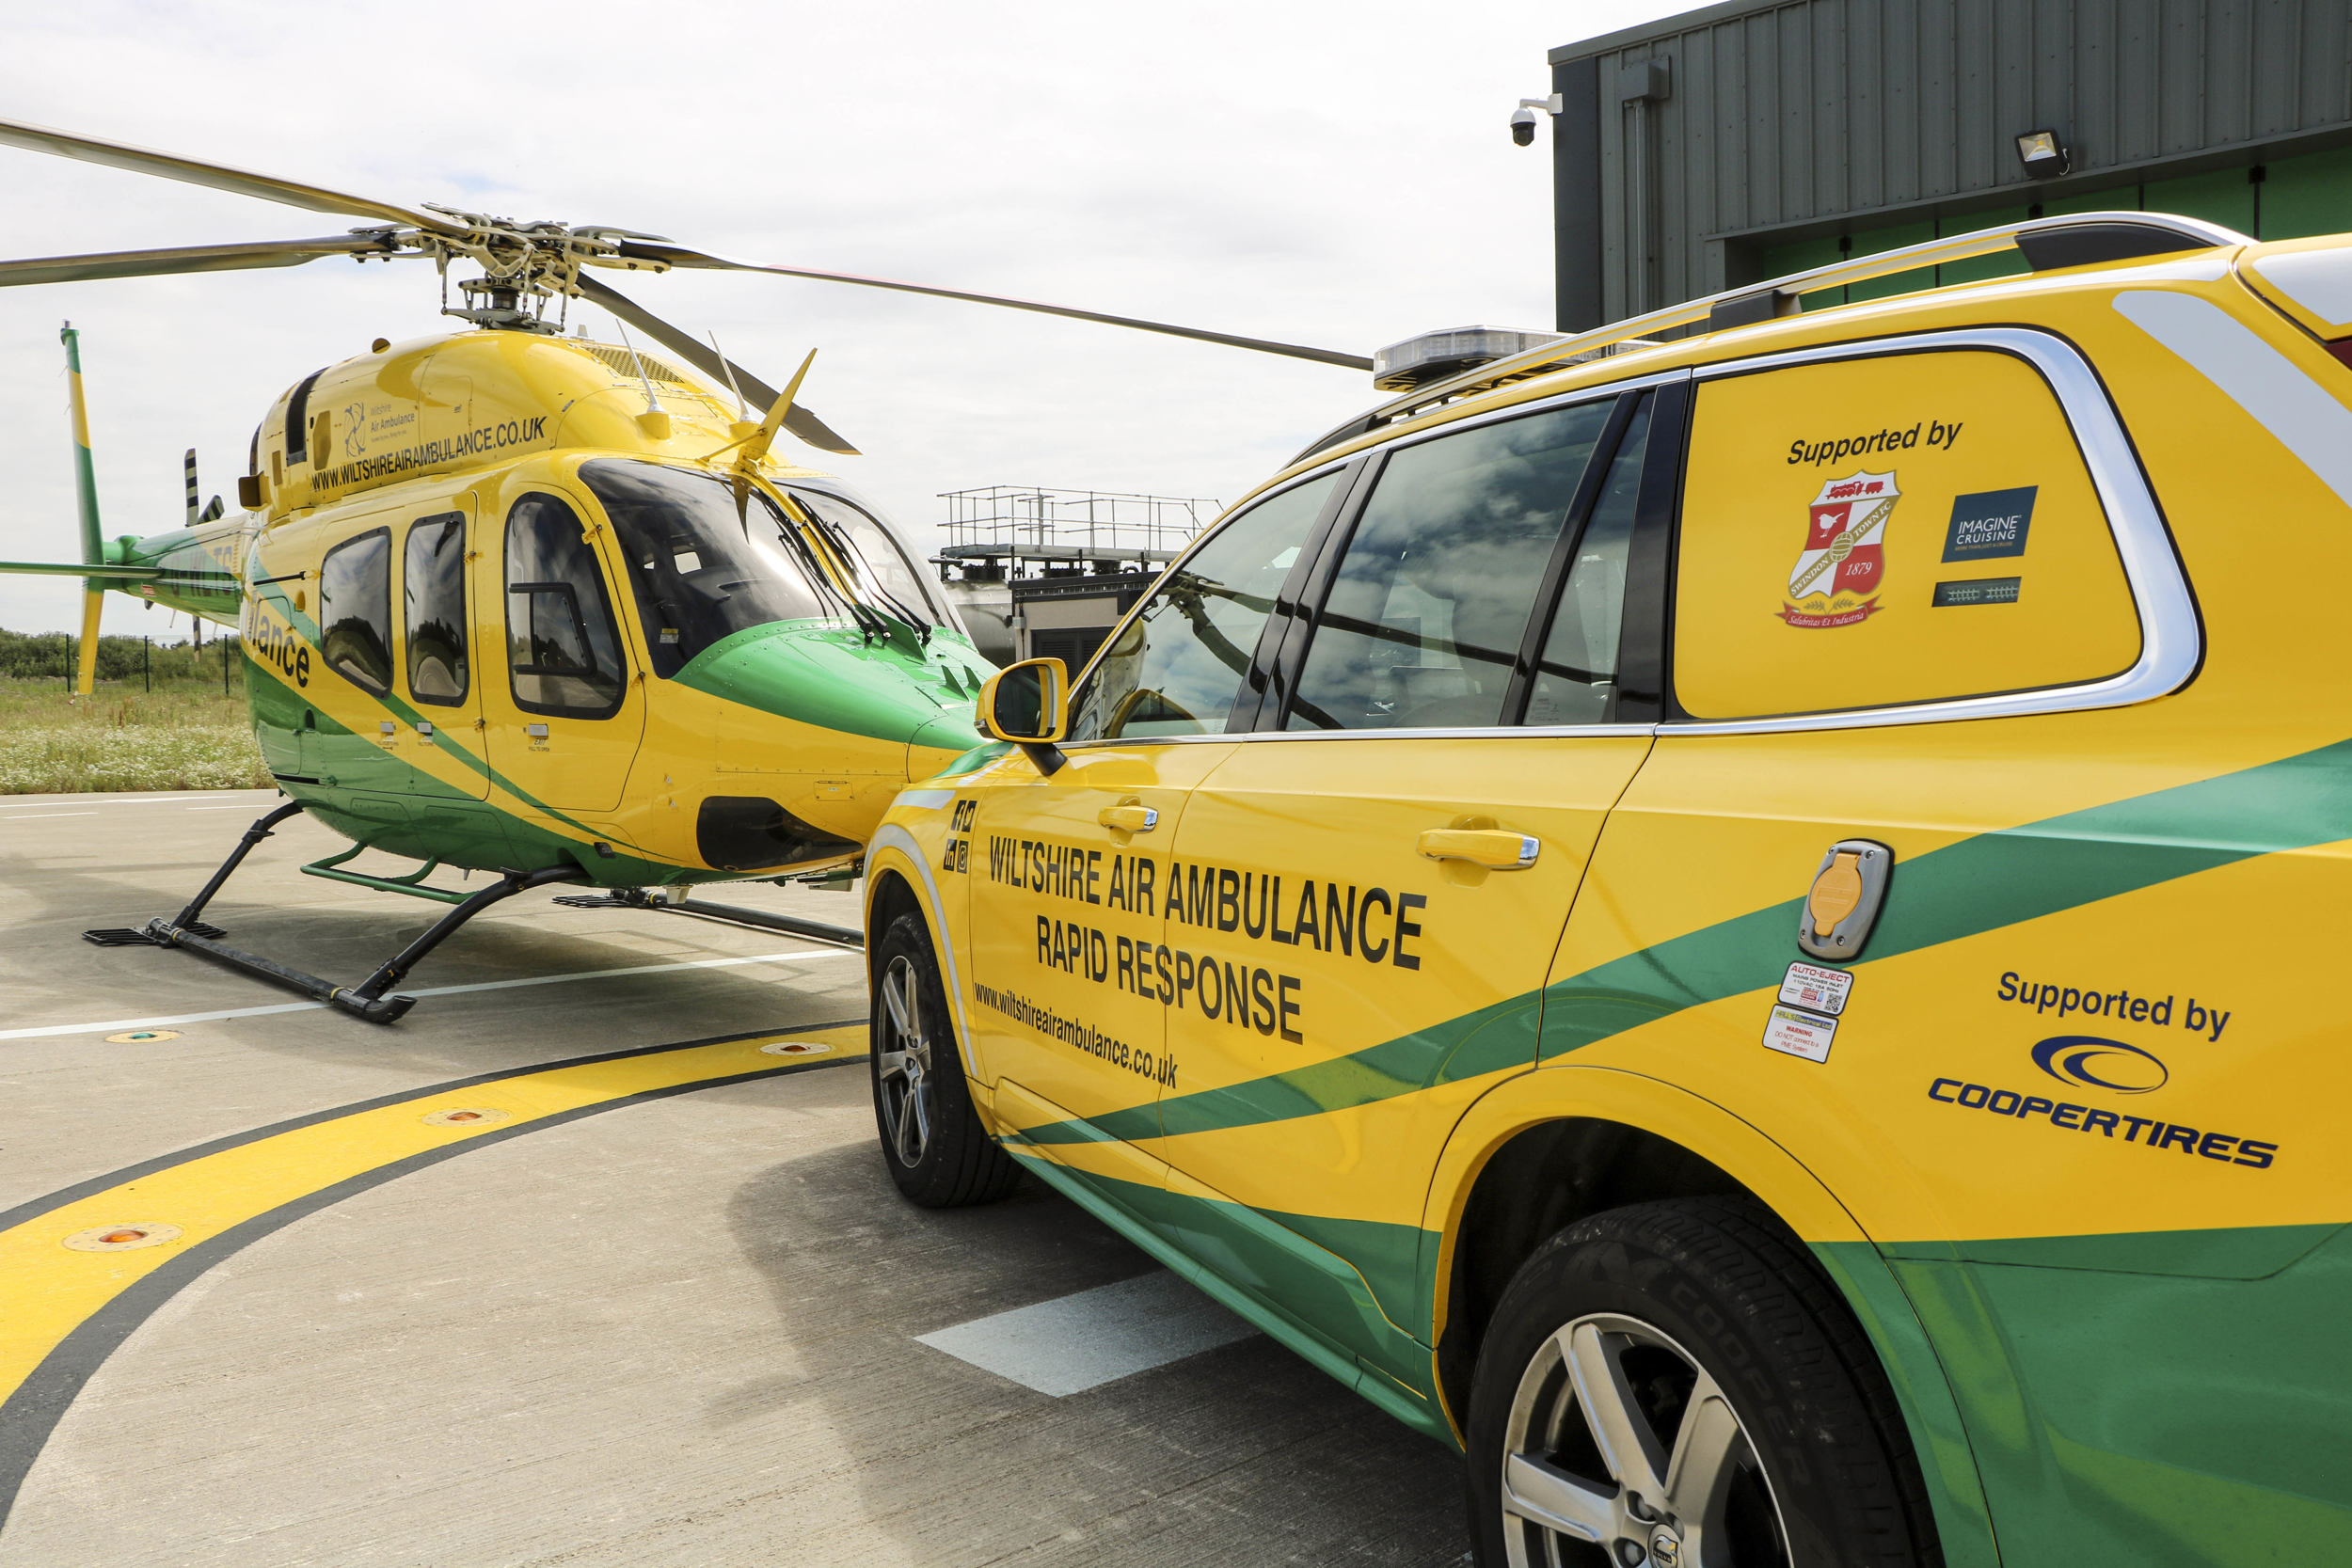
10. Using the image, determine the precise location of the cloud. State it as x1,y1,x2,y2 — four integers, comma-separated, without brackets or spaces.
0,0,1684,634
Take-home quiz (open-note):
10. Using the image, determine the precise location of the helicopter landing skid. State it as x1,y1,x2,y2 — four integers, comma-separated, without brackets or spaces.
84,800,588,1024
552,888,864,951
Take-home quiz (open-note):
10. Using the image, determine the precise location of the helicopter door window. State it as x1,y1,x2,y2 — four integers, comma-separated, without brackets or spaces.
1066,469,1342,742
318,527,395,694
579,460,832,679
404,512,469,705
504,493,627,719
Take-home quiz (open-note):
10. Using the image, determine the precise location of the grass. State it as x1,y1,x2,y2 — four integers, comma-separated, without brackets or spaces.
0,676,271,794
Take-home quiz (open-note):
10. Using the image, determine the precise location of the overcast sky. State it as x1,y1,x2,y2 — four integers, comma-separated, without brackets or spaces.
0,0,1685,636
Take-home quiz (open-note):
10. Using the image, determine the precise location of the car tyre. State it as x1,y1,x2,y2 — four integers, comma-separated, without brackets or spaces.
1466,1196,1939,1568
869,911,1023,1208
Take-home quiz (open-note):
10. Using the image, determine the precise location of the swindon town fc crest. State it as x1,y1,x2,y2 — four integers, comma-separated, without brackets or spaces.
1780,469,1899,627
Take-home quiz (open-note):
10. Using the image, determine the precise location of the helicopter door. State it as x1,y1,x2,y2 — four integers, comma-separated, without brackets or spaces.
398,506,488,800
480,488,645,814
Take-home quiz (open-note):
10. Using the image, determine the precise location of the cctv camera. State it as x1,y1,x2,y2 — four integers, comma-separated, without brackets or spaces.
1509,105,1538,147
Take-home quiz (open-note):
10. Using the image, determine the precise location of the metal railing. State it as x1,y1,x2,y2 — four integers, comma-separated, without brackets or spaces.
940,485,1221,561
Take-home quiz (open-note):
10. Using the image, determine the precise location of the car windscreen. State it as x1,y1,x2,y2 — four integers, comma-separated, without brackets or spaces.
580,460,833,678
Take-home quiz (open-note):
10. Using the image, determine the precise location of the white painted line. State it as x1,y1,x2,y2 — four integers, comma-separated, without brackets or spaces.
0,948,854,1041
916,1270,1257,1396
186,805,263,810
0,795,246,809
0,812,98,820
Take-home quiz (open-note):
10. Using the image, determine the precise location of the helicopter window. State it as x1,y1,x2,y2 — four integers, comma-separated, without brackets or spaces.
1068,470,1341,742
319,527,395,694
579,460,834,678
284,369,326,465
787,487,949,626
404,513,469,705
504,493,627,718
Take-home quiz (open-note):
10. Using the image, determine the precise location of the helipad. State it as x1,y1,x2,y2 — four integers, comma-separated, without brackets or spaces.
0,789,1464,1564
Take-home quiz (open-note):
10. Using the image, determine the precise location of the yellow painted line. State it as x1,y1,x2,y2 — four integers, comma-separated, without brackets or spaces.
0,1022,869,1414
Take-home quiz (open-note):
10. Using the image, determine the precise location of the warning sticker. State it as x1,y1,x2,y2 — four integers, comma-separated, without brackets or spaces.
1763,1005,1837,1064
1778,961,1853,1016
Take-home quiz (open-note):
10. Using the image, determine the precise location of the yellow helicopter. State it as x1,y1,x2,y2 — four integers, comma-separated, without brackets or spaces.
0,117,1373,1022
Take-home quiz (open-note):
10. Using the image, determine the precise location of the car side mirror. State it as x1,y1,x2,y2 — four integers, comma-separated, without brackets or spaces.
977,657,1070,774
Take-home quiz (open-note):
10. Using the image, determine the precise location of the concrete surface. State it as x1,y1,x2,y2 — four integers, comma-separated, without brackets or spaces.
0,789,1467,1565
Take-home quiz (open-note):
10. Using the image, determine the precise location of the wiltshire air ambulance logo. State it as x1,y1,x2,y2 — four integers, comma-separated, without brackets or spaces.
1780,469,1899,628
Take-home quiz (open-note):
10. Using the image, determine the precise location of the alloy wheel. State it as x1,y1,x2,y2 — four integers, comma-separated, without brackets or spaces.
874,954,934,1168
1499,1312,1789,1568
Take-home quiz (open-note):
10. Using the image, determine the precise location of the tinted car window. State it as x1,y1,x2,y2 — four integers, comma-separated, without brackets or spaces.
318,527,393,693
404,512,468,705
1525,396,1651,726
505,492,628,718
1286,402,1612,731
1069,472,1339,742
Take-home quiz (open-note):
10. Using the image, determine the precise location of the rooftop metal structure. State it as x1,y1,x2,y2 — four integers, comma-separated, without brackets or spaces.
934,485,1220,574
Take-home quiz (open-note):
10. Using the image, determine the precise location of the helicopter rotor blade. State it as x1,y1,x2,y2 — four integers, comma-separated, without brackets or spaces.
0,234,402,289
612,241,1376,372
572,273,862,456
0,117,456,233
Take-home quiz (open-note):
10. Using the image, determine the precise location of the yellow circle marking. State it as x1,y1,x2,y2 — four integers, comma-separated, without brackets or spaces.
104,1030,180,1045
0,1024,867,1408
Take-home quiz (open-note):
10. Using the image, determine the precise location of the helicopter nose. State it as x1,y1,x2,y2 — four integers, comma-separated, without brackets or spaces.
908,711,986,783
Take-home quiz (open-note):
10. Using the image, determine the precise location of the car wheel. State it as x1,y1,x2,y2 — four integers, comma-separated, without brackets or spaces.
1466,1196,1937,1568
869,911,1023,1208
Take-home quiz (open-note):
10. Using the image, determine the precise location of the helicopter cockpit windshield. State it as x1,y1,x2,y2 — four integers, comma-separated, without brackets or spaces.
785,486,952,629
582,460,858,678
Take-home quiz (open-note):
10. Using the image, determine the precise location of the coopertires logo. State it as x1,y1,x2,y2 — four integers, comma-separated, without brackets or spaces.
2031,1035,2169,1094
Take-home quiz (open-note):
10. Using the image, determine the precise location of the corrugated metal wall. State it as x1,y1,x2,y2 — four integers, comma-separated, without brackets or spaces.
1549,0,2352,324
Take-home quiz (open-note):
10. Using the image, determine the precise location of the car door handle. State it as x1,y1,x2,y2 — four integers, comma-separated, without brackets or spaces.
1099,804,1160,832
1419,828,1538,870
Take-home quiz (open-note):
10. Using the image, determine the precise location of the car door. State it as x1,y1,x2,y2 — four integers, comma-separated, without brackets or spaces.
479,482,646,813
1150,387,1669,1395
965,468,1352,1199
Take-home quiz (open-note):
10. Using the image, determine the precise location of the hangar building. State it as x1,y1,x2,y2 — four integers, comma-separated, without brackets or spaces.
1544,0,2352,327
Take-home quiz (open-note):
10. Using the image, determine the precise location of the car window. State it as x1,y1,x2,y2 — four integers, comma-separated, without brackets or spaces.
505,492,628,718
1068,471,1339,742
1525,396,1651,726
318,527,393,693
1285,401,1613,731
404,512,468,705
1674,349,2139,719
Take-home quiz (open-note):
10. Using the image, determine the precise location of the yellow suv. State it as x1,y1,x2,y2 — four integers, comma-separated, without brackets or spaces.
861,212,2352,1567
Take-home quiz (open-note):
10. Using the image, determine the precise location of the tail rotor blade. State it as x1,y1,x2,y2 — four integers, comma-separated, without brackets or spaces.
184,449,199,526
